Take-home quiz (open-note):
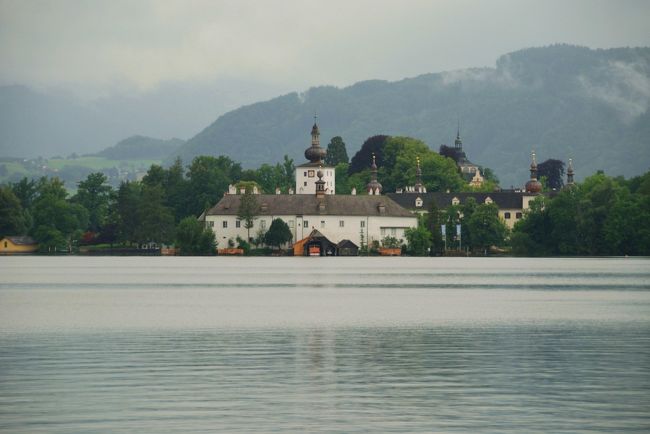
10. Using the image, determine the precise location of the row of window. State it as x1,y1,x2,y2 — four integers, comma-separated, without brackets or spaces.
304,170,334,177
210,219,368,229
380,227,400,236
503,212,523,219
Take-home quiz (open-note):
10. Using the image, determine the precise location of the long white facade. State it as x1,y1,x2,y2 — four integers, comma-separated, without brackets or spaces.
205,213,415,248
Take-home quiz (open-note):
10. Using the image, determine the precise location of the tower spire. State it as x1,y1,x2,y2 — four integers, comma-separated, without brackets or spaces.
567,158,575,186
305,119,325,163
414,156,423,192
366,153,382,195
525,150,542,193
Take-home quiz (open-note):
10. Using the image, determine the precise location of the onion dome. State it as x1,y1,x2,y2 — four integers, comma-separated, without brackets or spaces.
366,154,383,195
304,120,327,163
525,150,542,193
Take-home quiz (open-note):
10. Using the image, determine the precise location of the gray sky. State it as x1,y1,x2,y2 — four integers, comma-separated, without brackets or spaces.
1,0,649,100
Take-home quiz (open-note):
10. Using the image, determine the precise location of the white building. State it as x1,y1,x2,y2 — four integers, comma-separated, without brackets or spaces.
203,121,417,251
204,192,416,248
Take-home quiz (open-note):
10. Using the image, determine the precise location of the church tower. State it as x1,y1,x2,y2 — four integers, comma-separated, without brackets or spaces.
295,117,336,194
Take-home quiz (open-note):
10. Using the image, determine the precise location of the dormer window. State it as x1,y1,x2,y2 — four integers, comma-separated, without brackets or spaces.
485,196,493,204
452,197,460,205
415,197,423,208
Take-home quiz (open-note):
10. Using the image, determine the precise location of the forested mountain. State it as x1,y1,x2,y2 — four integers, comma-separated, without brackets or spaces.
94,135,184,160
172,45,650,188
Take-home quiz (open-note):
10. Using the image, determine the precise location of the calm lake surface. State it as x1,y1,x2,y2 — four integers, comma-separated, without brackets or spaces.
1,257,649,433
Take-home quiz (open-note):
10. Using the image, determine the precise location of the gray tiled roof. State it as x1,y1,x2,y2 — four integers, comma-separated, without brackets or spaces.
4,236,37,245
386,192,533,210
206,194,414,217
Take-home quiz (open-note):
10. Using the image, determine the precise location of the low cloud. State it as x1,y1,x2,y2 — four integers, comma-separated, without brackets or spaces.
579,59,650,123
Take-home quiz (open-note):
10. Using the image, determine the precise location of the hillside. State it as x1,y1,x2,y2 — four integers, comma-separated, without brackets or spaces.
94,135,184,160
172,45,650,187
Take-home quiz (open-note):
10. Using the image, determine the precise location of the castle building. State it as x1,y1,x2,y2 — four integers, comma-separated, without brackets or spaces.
203,122,417,253
388,151,544,229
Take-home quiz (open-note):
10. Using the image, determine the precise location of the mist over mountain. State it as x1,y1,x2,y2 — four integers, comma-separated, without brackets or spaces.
0,79,287,159
173,45,650,188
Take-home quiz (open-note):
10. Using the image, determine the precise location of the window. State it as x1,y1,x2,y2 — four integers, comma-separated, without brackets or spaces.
339,220,344,227
308,170,315,177
3,241,6,248
504,212,511,219
261,220,266,229
236,220,241,228
208,221,214,227
391,228,397,236
288,221,294,228
222,221,228,228
304,181,307,186
320,220,325,228
303,220,309,228
381,228,387,236
304,171,307,176
516,212,523,219
360,220,365,228
415,197,423,208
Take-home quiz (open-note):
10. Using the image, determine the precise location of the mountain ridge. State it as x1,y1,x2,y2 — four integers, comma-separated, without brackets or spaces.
172,44,650,187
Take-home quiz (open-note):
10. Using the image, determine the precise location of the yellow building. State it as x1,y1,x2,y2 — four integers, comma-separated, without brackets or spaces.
0,236,38,254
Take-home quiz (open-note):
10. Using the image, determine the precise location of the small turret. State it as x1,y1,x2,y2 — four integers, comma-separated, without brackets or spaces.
366,153,382,195
566,158,575,186
414,156,424,193
525,150,542,194
315,167,326,198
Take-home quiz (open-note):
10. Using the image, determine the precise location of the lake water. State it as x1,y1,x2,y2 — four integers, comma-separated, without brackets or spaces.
1,257,649,433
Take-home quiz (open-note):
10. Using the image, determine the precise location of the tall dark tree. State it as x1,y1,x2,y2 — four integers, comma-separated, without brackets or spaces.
115,181,142,245
439,145,462,163
0,187,28,237
325,136,349,166
537,159,565,190
137,184,175,245
164,158,190,222
73,172,112,232
349,135,389,174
